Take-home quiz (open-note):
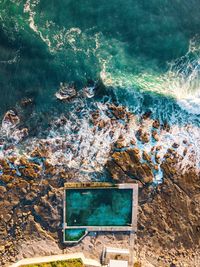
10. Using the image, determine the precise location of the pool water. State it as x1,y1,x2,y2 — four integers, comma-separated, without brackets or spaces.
65,188,133,227
64,228,86,242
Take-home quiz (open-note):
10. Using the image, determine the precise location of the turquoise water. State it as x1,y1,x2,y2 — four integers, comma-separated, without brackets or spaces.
65,188,133,226
64,228,86,242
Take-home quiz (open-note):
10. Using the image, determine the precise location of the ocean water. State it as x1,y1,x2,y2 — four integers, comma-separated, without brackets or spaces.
0,0,200,180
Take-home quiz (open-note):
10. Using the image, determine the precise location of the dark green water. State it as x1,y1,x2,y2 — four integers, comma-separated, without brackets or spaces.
0,0,200,117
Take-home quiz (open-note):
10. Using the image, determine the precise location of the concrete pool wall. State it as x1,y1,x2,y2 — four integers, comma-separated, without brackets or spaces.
63,183,138,244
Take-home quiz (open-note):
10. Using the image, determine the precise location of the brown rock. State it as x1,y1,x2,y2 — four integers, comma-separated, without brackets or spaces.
44,161,57,176
19,157,29,166
156,146,162,151
30,147,48,158
183,148,187,156
109,105,127,120
142,111,152,120
20,167,39,179
26,192,37,201
137,129,150,143
107,160,130,181
108,148,155,185
115,135,126,149
0,159,10,169
142,151,152,163
2,110,20,129
153,120,160,129
154,165,159,171
155,154,161,164
0,175,14,183
162,121,170,131
130,139,136,145
172,143,179,149
152,130,159,141
140,163,154,184
97,119,107,130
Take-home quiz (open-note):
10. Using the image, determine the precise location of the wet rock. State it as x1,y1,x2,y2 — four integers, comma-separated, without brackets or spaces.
3,168,16,176
83,86,95,98
55,82,77,101
142,111,152,120
91,110,100,121
140,163,154,184
142,151,152,163
107,148,154,184
44,161,57,176
107,160,131,182
0,175,14,183
172,143,179,149
19,156,29,166
7,157,17,164
115,135,126,149
20,97,33,107
109,104,128,120
30,147,49,158
154,165,159,171
0,159,10,169
0,246,5,254
130,139,136,145
155,153,161,164
183,148,187,156
97,119,107,130
162,121,170,131
137,129,150,143
152,119,160,129
20,163,41,179
0,186,6,199
156,145,162,151
25,192,37,201
152,130,159,141
2,110,20,130
11,128,28,142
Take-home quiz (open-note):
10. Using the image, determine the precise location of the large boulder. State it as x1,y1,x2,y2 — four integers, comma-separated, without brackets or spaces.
107,148,154,184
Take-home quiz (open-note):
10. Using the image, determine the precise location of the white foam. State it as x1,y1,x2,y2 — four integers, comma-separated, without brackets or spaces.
177,94,200,115
24,0,52,49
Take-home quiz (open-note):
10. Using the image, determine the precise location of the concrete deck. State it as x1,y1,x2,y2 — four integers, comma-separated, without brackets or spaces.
64,226,133,231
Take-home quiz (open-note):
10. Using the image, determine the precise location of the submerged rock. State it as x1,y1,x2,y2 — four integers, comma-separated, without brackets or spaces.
55,82,77,100
20,98,33,107
2,110,20,131
83,86,95,98
11,128,28,143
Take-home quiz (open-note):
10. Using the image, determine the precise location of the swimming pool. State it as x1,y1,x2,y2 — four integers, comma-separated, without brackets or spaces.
65,188,133,227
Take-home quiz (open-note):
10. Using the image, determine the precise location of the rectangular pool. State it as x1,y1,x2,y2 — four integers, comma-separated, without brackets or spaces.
65,188,133,227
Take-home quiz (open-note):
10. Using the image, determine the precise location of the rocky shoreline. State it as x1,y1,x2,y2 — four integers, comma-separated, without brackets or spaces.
0,102,199,266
